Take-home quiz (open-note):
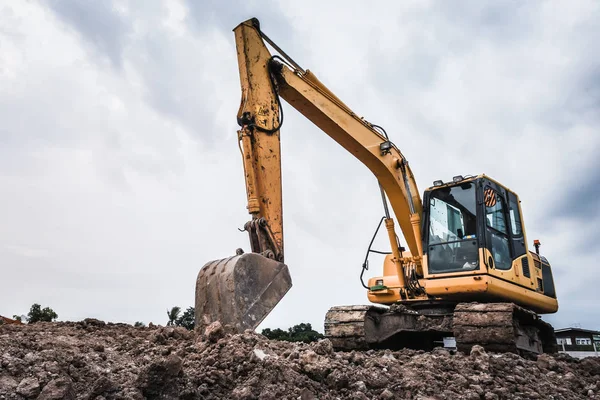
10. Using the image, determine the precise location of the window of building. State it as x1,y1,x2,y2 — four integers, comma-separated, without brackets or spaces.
576,337,592,345
556,337,572,345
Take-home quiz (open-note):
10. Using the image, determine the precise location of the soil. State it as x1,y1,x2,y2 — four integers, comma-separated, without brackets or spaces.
0,319,599,399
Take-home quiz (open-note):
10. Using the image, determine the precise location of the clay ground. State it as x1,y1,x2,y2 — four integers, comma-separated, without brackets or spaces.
0,320,599,399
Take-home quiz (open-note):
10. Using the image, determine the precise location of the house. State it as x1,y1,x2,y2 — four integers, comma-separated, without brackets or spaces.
555,327,600,358
0,315,23,325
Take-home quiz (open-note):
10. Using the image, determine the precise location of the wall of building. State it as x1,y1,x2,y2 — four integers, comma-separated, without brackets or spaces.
555,330,600,352
559,350,600,359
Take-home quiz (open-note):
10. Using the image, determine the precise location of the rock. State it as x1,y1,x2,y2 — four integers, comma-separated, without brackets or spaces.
299,351,331,381
537,353,558,370
352,381,367,393
172,327,194,340
379,388,394,399
469,345,487,358
564,371,576,381
92,343,104,352
16,376,40,398
453,374,468,388
256,349,268,361
83,318,106,327
136,354,182,397
300,350,319,365
43,361,61,374
163,354,183,375
465,390,480,400
300,388,317,400
312,339,333,355
149,330,164,343
431,347,450,357
38,377,75,400
326,369,349,389
23,353,38,364
90,376,117,397
470,384,484,395
0,375,18,393
204,321,225,342
232,385,255,400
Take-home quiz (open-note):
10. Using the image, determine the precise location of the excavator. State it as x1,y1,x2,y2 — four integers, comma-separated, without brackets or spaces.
195,18,559,354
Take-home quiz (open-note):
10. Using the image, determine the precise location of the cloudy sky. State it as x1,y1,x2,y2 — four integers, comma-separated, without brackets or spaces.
1,1,599,333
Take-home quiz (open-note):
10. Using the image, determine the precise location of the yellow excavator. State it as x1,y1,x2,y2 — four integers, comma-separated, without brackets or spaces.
195,18,559,354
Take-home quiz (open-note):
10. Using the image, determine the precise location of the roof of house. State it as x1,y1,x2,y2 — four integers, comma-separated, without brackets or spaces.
0,315,22,324
555,327,600,335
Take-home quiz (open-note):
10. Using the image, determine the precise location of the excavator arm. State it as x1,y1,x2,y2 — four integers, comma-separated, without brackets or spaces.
236,18,423,265
196,18,424,334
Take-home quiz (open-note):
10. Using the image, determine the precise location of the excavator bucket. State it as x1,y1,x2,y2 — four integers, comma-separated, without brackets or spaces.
195,253,292,334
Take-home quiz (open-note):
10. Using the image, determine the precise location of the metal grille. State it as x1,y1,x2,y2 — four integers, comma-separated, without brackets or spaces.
521,257,531,278
537,278,544,292
542,264,557,298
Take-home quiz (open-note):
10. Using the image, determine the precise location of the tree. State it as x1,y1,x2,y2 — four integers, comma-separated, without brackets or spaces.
12,315,22,322
261,328,288,340
134,321,145,327
261,323,324,343
175,306,195,330
166,306,181,326
27,304,58,323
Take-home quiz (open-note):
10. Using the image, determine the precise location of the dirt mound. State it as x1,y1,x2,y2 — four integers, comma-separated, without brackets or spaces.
0,320,599,399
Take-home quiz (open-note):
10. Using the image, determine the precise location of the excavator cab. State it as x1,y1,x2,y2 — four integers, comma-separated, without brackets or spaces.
421,174,558,300
368,174,557,313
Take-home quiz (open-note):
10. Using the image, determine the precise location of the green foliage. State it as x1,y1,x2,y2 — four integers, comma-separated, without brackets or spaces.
134,321,145,327
166,306,181,326
12,315,22,322
27,303,58,323
175,306,195,330
261,323,324,343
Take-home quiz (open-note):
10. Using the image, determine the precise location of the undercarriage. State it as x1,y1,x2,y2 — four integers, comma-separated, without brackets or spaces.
324,301,557,355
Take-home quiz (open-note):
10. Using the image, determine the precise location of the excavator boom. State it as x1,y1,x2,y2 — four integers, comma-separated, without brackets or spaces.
196,18,424,333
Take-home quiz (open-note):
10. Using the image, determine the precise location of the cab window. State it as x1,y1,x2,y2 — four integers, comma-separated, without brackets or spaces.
484,187,512,270
485,188,507,234
509,201,523,236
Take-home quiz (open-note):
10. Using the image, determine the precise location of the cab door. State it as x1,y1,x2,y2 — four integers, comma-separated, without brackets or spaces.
482,182,536,289
482,186,513,272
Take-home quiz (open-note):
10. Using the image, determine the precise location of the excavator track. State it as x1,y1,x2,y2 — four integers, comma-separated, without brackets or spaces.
324,305,378,351
324,303,454,351
453,302,557,355
325,302,556,354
